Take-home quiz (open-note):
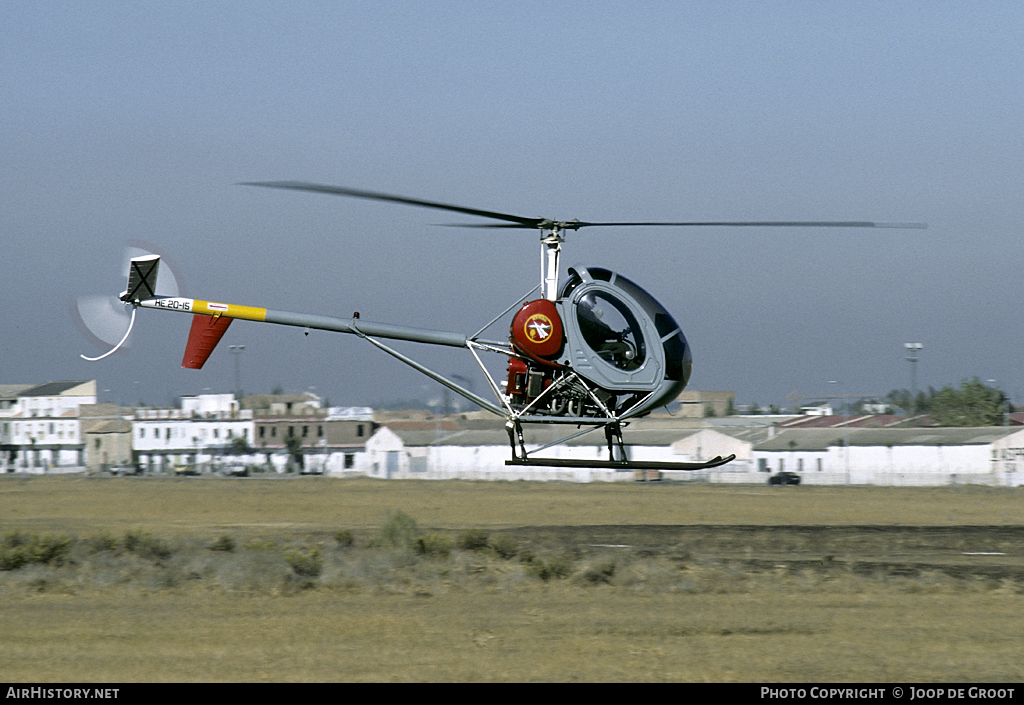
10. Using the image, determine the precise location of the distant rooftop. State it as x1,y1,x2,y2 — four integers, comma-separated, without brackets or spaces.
17,381,96,397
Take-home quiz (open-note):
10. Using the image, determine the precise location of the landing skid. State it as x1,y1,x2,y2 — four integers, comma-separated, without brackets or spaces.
504,454,736,471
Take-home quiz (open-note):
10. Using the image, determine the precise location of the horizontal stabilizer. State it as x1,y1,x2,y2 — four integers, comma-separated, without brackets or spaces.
182,314,233,369
121,255,160,303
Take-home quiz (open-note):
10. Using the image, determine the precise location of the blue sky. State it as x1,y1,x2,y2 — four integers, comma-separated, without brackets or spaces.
3,1,1023,409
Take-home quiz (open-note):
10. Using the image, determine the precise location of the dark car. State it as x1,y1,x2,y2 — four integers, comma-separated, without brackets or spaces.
768,471,801,485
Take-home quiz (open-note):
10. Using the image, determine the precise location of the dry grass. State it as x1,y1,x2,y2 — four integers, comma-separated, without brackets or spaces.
2,476,1022,537
3,586,1022,682
1,476,1022,682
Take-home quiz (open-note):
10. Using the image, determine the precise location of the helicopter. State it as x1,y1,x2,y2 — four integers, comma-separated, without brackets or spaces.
83,181,925,471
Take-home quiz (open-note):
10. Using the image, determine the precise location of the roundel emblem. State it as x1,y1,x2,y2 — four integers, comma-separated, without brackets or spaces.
511,299,563,359
524,313,554,344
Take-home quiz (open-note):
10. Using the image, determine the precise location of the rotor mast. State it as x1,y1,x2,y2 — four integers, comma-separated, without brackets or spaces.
541,226,564,301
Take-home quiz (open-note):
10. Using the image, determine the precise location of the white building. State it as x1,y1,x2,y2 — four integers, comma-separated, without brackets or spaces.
133,394,254,473
359,420,729,482
753,427,1024,487
0,381,97,472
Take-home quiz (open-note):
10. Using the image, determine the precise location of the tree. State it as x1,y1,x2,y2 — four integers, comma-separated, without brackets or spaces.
886,379,1006,425
929,378,1007,426
886,386,937,414
230,436,250,455
284,436,304,471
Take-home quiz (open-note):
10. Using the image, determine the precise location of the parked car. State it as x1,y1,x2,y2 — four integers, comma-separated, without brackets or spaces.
768,471,801,485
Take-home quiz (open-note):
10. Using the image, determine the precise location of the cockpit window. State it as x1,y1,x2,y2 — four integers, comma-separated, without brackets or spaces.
576,292,645,371
560,271,583,300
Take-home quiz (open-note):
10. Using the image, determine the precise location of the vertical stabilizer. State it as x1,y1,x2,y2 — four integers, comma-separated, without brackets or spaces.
182,314,233,369
120,255,161,303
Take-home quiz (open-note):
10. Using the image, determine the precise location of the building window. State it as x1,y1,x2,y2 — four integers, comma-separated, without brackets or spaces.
357,424,365,438
302,426,308,438
317,425,323,438
259,426,265,438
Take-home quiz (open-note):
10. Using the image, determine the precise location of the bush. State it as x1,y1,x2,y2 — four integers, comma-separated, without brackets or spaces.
524,553,574,581
377,510,418,550
581,559,617,585
334,529,354,547
0,532,74,570
86,532,119,553
208,535,235,552
122,530,173,560
285,547,323,578
457,528,490,552
490,535,519,560
415,533,453,558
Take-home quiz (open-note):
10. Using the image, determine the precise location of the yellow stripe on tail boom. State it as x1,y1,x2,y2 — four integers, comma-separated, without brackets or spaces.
140,297,267,322
193,299,267,322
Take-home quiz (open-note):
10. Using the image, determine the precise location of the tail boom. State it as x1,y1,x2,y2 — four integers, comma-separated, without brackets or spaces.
140,296,467,345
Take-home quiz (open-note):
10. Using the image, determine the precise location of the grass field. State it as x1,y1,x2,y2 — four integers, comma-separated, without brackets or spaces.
1,476,1022,682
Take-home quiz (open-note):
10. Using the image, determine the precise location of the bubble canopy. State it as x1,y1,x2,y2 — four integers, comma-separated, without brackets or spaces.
560,266,692,400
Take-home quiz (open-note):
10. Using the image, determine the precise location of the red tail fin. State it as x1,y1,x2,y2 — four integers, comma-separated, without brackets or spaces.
182,314,233,369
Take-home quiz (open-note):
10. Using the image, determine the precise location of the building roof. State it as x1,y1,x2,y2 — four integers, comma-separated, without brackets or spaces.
754,426,1024,452
82,418,133,434
18,381,95,397
0,384,34,399
241,393,321,409
777,414,939,429
381,423,701,449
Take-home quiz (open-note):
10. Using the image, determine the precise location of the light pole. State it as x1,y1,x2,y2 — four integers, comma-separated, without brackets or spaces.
229,345,245,400
829,380,850,484
904,343,922,412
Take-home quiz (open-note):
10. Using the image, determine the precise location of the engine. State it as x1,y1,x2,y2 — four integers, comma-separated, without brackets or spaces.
505,298,623,418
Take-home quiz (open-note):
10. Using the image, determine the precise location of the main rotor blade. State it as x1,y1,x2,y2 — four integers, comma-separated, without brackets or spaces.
243,181,927,231
573,220,928,229
445,220,928,229
241,181,543,228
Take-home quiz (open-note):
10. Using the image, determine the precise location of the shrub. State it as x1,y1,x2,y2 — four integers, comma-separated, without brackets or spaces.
286,547,323,578
457,528,490,552
490,535,519,560
582,559,617,585
0,532,74,570
334,529,354,547
209,535,235,552
525,553,574,581
415,533,453,558
87,532,119,553
377,510,418,550
122,530,173,560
